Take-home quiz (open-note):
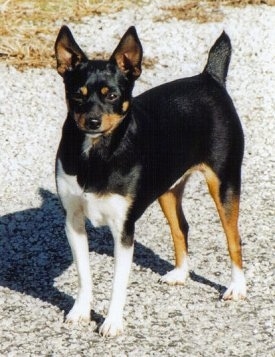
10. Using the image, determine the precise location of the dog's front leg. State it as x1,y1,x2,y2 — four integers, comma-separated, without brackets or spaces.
65,208,92,323
99,225,134,337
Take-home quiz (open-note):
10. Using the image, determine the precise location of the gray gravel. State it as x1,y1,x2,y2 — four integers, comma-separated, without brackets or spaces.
0,1,274,356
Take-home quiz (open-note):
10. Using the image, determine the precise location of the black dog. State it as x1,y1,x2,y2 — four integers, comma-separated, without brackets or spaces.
55,26,246,337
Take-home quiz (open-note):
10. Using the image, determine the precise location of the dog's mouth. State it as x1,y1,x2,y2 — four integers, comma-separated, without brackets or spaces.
79,128,108,137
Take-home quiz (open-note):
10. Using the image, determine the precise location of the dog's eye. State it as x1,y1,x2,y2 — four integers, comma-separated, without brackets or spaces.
106,92,119,102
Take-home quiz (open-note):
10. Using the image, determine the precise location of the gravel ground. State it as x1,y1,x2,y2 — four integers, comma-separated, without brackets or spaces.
0,1,274,356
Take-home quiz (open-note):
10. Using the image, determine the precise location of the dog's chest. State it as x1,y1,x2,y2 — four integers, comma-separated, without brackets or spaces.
83,191,131,228
56,159,131,229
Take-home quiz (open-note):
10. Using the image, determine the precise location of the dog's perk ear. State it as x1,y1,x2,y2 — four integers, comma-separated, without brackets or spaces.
110,26,143,80
55,25,88,76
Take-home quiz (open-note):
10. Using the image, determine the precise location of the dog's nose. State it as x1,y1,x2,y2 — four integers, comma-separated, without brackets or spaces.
87,117,101,130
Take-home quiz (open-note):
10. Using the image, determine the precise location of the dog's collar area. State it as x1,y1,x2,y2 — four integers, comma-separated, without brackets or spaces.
82,133,101,156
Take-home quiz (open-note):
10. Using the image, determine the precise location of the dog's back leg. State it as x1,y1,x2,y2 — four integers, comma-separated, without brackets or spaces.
202,165,246,300
158,178,189,285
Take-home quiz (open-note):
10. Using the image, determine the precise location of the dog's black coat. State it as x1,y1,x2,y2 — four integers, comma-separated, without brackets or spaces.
55,26,246,335
58,68,243,241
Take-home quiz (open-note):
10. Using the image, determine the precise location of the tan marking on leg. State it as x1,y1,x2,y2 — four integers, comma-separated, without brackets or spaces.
158,184,187,268
201,165,243,269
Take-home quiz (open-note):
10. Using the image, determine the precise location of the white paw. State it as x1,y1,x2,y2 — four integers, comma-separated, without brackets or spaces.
66,303,90,324
223,265,247,300
222,281,247,301
159,267,188,285
99,316,124,337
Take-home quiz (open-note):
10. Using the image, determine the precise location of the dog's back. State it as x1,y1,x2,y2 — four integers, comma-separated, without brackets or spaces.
131,32,243,212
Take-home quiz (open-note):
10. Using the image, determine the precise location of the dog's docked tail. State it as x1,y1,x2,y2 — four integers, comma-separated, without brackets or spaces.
203,31,232,87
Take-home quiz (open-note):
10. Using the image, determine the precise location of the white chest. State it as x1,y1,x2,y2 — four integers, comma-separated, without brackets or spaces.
56,159,132,233
82,191,131,230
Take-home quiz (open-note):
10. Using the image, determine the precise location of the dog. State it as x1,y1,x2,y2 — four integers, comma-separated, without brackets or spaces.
54,26,246,337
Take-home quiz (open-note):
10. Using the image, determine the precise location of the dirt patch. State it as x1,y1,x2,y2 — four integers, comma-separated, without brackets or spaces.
156,0,275,23
0,0,138,70
0,0,274,70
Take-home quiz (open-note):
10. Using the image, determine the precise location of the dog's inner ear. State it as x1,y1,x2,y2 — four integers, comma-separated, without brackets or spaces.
55,25,88,76
110,26,143,80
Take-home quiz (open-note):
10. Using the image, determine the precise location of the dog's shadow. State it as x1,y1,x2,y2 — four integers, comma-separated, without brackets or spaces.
0,188,226,317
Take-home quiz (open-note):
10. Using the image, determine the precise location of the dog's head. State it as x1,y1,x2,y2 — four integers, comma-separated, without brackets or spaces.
55,26,143,137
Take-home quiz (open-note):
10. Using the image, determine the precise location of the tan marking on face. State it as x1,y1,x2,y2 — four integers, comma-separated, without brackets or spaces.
101,113,125,134
122,101,129,113
80,86,88,96
101,87,109,96
74,113,86,129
